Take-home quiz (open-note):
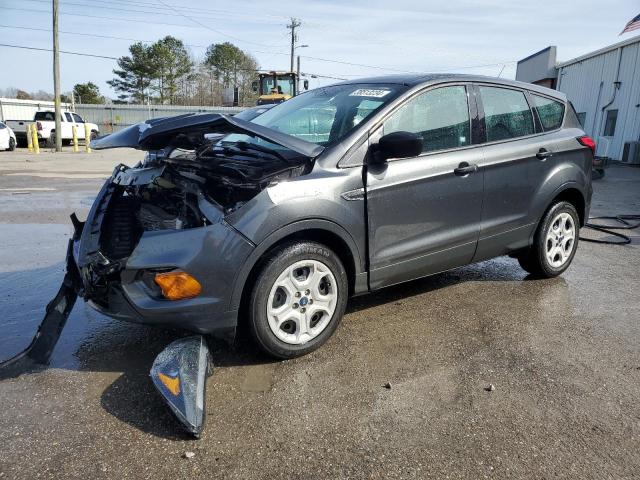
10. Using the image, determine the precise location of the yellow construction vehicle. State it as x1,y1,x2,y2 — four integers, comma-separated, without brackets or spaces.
252,71,308,105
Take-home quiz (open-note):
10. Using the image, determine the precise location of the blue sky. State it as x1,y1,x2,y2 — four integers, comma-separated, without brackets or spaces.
0,0,638,99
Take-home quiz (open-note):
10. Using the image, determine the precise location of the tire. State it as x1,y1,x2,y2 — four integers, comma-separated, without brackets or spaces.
8,137,16,151
248,241,348,359
90,131,98,141
518,201,580,278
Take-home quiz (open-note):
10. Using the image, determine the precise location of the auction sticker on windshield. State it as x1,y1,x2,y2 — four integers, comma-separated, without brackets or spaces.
349,89,391,98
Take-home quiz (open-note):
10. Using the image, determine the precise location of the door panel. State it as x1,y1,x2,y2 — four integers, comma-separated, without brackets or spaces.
472,85,546,261
365,83,483,289
367,147,484,289
473,136,550,261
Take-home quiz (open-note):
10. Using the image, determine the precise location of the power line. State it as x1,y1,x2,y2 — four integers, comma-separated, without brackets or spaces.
88,0,289,21
2,6,288,48
21,0,286,26
0,42,118,59
153,0,287,49
0,23,212,49
0,19,518,78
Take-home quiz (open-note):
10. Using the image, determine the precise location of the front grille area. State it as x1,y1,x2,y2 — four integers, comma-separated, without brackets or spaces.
100,192,140,260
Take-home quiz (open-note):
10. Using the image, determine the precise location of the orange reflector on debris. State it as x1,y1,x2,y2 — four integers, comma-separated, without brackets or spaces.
154,272,202,300
158,372,181,396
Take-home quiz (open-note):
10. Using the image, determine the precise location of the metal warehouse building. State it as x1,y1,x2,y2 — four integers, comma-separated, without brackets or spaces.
516,35,640,163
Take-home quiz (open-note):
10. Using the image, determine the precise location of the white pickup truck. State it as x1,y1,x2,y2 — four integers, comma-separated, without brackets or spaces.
7,110,99,146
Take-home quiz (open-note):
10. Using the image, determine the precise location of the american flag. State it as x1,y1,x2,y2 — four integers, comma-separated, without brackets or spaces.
620,13,640,35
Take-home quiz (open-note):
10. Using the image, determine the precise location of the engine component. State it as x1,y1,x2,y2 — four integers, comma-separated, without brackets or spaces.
138,203,183,231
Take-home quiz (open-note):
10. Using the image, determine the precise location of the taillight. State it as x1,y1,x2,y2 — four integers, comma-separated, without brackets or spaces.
36,121,42,131
577,135,596,156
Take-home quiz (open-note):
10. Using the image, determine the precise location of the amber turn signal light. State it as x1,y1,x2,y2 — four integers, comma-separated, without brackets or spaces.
154,272,202,300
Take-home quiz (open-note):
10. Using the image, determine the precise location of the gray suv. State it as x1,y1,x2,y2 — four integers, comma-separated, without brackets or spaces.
81,74,593,358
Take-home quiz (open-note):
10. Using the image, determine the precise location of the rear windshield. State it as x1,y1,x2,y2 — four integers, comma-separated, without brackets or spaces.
34,111,57,121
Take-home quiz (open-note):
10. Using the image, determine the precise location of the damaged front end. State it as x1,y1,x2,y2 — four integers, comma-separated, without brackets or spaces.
75,113,322,336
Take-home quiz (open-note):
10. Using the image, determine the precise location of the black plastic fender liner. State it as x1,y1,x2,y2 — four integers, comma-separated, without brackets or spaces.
0,239,80,380
150,335,212,438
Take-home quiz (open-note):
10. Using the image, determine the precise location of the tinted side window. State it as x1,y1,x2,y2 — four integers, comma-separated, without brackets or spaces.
383,86,470,153
479,86,534,142
64,112,73,122
34,111,56,121
72,113,84,123
531,94,565,131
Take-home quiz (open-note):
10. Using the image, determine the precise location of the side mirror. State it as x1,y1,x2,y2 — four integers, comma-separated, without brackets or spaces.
251,81,259,93
372,131,423,163
303,79,309,90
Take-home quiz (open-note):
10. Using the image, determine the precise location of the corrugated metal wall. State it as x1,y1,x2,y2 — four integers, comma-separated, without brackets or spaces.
557,40,640,160
0,99,246,133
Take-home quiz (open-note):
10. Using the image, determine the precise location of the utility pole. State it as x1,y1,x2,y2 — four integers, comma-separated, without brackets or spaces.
287,17,301,73
296,55,301,94
52,0,62,151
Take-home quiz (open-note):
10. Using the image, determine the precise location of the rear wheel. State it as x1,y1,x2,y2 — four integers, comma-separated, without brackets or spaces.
248,241,348,359
8,137,16,151
518,201,579,278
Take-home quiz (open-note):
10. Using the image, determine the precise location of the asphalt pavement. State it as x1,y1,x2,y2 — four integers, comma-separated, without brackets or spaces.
0,149,639,479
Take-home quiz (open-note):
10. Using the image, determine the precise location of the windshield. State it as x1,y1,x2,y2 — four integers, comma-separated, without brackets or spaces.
261,76,295,96
250,83,404,147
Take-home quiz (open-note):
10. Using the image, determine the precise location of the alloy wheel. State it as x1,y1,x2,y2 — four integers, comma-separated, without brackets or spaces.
266,259,338,345
545,212,576,268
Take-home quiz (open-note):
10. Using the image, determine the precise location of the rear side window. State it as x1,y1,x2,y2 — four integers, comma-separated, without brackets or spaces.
34,111,56,121
64,112,73,122
478,86,534,142
383,85,470,153
531,94,565,131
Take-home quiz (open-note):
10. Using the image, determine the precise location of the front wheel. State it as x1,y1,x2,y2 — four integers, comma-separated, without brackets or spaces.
518,201,579,278
8,137,16,151
248,241,348,359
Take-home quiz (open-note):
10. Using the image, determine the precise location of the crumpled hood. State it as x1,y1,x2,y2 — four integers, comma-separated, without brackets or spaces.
90,113,325,158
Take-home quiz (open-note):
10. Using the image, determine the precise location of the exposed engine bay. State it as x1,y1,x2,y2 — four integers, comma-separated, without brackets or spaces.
96,145,311,288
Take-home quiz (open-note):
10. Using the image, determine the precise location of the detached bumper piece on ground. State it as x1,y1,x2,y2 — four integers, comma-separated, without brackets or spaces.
150,336,212,437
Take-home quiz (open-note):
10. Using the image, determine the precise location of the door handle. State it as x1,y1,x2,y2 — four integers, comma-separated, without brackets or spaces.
536,148,553,160
454,162,478,176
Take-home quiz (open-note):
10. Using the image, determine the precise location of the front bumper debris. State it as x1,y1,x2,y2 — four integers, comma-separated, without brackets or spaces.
0,238,81,380
150,336,212,437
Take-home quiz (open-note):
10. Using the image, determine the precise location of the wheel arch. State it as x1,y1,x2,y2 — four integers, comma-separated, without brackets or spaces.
526,182,587,249
230,219,365,316
550,186,586,226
